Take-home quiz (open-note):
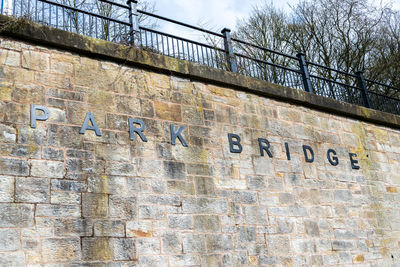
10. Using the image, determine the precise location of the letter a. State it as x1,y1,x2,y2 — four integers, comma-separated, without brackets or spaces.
79,112,101,136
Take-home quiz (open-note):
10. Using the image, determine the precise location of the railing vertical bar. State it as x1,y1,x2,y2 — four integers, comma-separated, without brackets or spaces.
166,36,170,56
186,41,190,61
176,39,180,58
190,43,195,62
196,45,200,63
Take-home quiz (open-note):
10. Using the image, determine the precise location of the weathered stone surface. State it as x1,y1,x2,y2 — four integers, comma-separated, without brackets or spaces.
0,158,29,176
182,198,227,214
206,234,233,252
168,214,193,230
0,204,34,227
30,160,65,178
0,33,399,267
55,218,93,237
109,196,137,220
0,252,25,266
193,215,220,232
42,238,81,263
36,204,80,217
137,238,160,254
0,176,14,202
161,232,181,253
163,161,186,180
15,177,49,203
0,229,19,250
82,193,108,218
82,237,113,261
22,50,50,71
94,220,125,237
114,238,136,261
154,101,182,121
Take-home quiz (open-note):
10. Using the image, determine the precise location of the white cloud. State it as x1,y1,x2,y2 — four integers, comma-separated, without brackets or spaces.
148,0,399,45
151,0,297,43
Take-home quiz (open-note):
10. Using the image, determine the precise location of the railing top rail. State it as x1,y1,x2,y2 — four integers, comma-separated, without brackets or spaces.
235,52,302,74
306,61,358,78
37,0,130,25
140,26,225,52
231,38,299,61
137,9,224,38
99,0,129,9
369,90,400,101
365,78,400,92
98,0,224,38
309,74,360,90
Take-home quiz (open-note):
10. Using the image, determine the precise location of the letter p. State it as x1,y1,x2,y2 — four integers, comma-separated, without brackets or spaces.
30,104,50,128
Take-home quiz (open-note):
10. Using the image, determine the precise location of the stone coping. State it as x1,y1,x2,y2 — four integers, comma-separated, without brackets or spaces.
1,14,399,129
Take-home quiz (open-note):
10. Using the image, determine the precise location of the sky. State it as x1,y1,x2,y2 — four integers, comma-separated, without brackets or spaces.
151,0,295,40
148,0,399,42
154,0,295,32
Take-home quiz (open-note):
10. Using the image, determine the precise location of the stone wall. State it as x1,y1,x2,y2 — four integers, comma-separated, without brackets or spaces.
0,32,400,267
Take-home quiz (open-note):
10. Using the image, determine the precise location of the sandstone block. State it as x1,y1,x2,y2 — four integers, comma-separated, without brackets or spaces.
0,251,25,266
0,124,16,143
0,158,29,176
126,221,152,238
163,161,186,179
109,195,137,220
106,161,136,176
243,206,267,224
137,159,163,178
206,234,233,252
42,147,64,160
139,205,165,219
194,176,216,196
88,175,126,194
51,191,81,204
182,197,227,214
22,50,49,71
0,49,20,66
82,237,113,261
36,204,80,217
170,254,201,266
168,214,193,230
161,232,181,253
182,233,206,253
94,220,125,237
0,203,34,227
193,215,220,232
31,160,65,178
15,177,50,203
232,190,258,204
42,238,81,263
0,229,19,251
18,126,46,145
114,238,136,261
154,101,182,121
55,218,93,237
0,176,14,202
82,193,108,218
137,238,160,254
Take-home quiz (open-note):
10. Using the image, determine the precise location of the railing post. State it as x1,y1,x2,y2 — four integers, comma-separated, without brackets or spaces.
127,0,140,46
356,71,371,108
221,28,237,73
296,53,313,93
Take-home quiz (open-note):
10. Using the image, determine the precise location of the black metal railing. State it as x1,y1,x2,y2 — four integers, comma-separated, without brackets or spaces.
2,0,400,115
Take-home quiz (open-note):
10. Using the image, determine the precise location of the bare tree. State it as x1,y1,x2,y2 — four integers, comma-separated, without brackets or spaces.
232,0,400,103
